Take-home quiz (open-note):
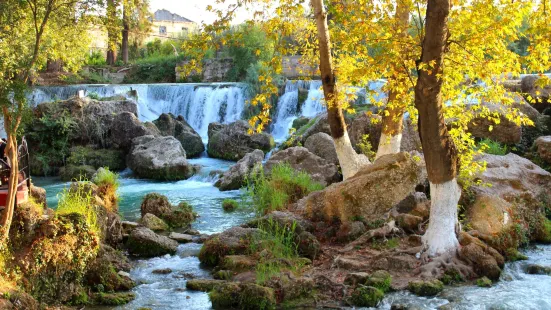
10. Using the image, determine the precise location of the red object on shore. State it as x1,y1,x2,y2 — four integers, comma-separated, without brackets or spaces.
0,173,29,208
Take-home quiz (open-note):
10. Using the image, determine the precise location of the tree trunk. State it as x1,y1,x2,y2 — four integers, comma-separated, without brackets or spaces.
311,0,370,179
0,117,19,243
106,0,117,66
376,0,410,160
121,3,129,64
414,0,460,256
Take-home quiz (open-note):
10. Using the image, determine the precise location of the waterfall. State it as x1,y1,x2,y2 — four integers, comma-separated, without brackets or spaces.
28,83,248,141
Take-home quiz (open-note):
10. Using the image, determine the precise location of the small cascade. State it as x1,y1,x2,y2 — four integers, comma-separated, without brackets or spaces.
29,83,247,141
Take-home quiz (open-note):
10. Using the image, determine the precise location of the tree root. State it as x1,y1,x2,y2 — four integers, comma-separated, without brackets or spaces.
416,250,476,280
340,221,401,253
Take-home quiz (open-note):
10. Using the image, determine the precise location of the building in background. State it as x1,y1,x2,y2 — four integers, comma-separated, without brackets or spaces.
148,9,198,41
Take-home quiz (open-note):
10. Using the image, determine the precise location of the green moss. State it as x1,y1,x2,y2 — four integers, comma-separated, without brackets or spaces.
537,218,551,243
365,270,392,293
214,270,233,280
186,279,226,292
94,292,135,305
505,248,528,262
440,269,465,285
199,237,230,266
350,286,384,308
291,117,310,130
222,199,239,212
209,282,276,310
163,201,197,228
476,277,492,288
407,279,444,297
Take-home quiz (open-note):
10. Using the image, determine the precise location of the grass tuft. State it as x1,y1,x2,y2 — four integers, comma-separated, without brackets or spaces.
56,183,98,233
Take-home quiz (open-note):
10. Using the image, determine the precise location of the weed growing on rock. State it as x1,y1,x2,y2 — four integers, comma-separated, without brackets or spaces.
477,138,509,155
222,199,239,212
56,183,98,233
246,163,323,215
92,167,120,191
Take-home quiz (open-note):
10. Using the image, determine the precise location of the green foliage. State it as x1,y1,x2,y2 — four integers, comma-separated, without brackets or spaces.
440,269,465,285
67,146,126,171
350,286,384,308
477,138,509,155
86,51,107,66
245,163,323,215
56,183,98,234
24,105,76,176
250,219,305,285
476,277,492,288
222,199,239,212
371,237,399,250
123,54,184,83
357,134,376,161
92,168,120,191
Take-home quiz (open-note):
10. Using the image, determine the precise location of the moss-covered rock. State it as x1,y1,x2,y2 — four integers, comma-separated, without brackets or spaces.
164,201,196,228
221,255,257,272
125,226,178,257
526,264,551,275
67,146,126,171
476,277,492,288
366,270,392,293
349,286,384,308
407,279,444,297
199,227,261,266
93,292,135,305
140,194,196,229
140,213,169,231
209,282,276,310
505,248,528,261
214,270,233,280
59,164,96,181
186,279,226,292
85,244,135,293
222,199,239,212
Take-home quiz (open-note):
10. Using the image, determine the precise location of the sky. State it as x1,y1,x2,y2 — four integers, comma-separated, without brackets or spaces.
149,0,255,25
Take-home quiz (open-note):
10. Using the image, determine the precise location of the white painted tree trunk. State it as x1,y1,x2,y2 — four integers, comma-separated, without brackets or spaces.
375,133,402,160
422,178,461,256
334,132,371,180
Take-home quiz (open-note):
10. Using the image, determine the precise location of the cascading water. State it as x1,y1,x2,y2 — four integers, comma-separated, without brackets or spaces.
28,83,247,141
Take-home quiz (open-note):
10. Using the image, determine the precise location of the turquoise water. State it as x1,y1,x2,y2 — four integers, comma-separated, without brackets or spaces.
34,156,254,309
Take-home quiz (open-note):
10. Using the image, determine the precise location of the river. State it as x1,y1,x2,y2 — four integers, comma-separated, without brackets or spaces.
34,154,551,310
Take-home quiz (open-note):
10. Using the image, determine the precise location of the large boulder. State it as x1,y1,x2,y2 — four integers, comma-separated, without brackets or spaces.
296,152,422,223
304,132,339,165
215,149,264,191
140,193,196,229
127,135,199,180
125,226,178,257
153,113,205,158
264,147,340,186
467,102,523,145
534,136,551,164
207,121,274,161
521,75,551,112
199,227,262,266
465,153,551,248
33,97,138,146
110,112,155,149
30,185,47,208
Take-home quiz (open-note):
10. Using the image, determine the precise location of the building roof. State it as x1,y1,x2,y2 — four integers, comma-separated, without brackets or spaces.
153,9,194,23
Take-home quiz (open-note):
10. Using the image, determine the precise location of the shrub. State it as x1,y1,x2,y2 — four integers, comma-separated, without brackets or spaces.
358,134,376,161
56,182,98,233
478,138,508,155
92,167,120,191
222,199,238,212
86,51,107,66
246,163,323,215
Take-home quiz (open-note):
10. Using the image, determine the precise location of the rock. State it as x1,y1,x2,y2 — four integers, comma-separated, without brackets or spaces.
350,286,384,308
458,232,504,280
265,147,340,186
93,292,135,306
168,232,193,243
407,279,444,296
140,213,169,231
535,136,551,164
128,135,199,180
296,113,332,144
394,192,430,219
467,102,522,144
214,149,264,191
304,132,339,165
153,113,205,158
296,231,321,259
220,255,257,272
30,185,47,208
209,282,276,310
476,276,492,287
465,153,551,245
222,199,238,212
141,193,173,218
125,226,178,257
525,264,551,275
367,270,392,292
395,214,423,233
263,272,315,303
164,201,197,229
335,257,368,271
186,279,226,292
110,112,154,149
344,272,371,286
199,227,262,266
121,221,139,234
297,152,422,223
521,75,551,112
207,121,274,161
292,116,311,129
85,244,135,292
59,164,96,181
336,221,366,242
152,268,173,275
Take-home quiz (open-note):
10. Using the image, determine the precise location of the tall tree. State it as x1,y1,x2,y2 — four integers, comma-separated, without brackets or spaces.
0,0,92,242
414,0,461,256
105,0,119,65
310,0,371,179
120,0,151,64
